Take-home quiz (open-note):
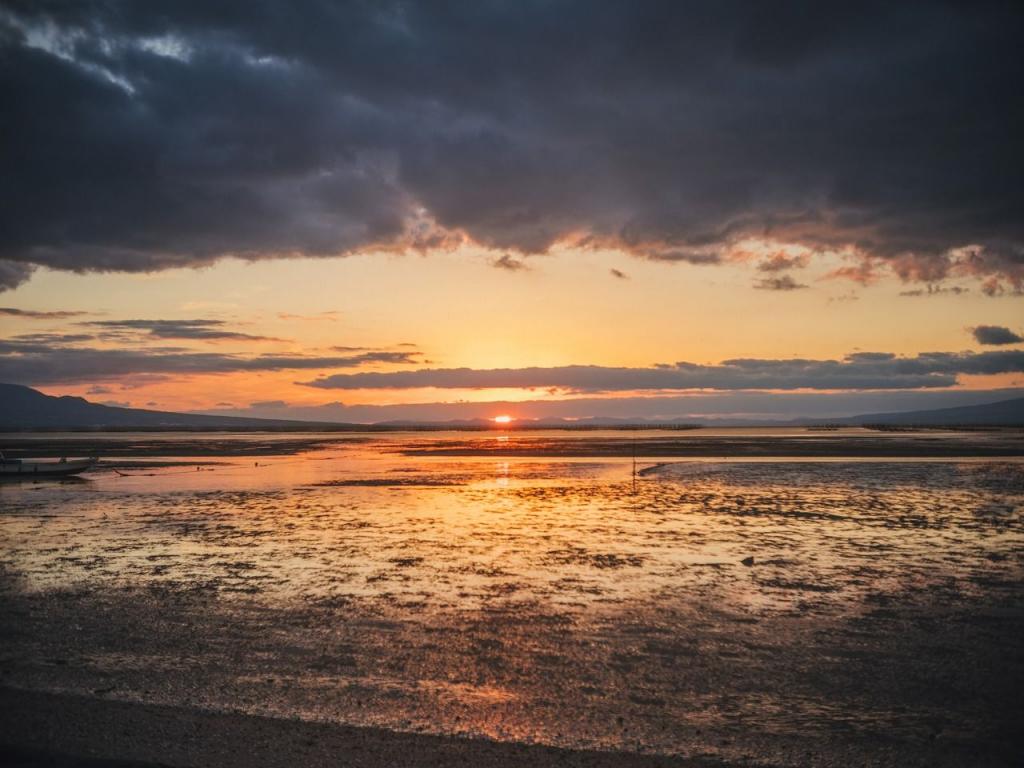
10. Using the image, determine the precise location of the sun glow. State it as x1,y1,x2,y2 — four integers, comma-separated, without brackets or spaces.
493,415,513,424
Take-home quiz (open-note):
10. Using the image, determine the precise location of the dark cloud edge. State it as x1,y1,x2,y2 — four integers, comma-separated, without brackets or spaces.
1,3,1023,293
4,344,1024,391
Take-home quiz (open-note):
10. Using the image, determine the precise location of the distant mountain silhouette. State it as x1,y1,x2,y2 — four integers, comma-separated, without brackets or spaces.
1,382,1022,429
842,397,1024,426
0,383,326,429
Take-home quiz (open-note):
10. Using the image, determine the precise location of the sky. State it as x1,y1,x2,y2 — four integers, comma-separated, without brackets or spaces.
1,1,1023,423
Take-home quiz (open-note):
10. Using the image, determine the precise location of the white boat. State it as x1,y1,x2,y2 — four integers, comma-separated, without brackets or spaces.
0,453,98,479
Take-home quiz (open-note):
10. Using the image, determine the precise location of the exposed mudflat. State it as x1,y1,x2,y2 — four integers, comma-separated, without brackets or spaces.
0,429,1022,766
392,430,1024,458
0,433,364,458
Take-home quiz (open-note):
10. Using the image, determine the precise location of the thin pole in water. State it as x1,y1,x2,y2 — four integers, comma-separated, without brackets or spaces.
632,436,637,494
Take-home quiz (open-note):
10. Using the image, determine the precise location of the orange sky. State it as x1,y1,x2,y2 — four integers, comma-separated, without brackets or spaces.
3,240,1022,420
2,3,1023,422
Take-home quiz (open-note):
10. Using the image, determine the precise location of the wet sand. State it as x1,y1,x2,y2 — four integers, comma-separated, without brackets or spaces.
1,573,1019,767
0,435,359,459
393,432,1024,458
0,688,709,768
1,430,1022,766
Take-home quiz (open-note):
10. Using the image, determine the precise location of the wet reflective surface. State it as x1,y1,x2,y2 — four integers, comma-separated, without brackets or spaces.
1,431,1022,766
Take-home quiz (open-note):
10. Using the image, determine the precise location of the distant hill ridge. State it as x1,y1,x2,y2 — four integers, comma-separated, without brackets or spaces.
0,383,327,429
0,382,1022,429
845,397,1024,426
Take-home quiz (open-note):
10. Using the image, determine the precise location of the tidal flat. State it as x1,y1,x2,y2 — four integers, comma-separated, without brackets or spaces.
1,429,1022,767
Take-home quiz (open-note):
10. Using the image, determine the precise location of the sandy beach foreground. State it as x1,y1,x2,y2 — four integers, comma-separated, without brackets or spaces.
0,687,718,768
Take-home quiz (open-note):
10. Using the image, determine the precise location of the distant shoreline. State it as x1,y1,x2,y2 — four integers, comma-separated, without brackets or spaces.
2,429,1024,460
1,423,1023,434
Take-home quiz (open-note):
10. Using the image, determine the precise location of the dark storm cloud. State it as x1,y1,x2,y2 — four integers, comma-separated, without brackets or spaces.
300,351,1024,392
0,342,422,384
971,325,1023,346
83,318,286,342
1,2,1023,290
0,262,34,291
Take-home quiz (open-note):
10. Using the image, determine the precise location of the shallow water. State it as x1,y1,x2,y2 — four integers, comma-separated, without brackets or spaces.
1,432,1023,766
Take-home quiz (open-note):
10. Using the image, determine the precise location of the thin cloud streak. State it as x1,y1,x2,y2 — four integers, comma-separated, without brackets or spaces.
753,275,807,291
0,343,422,385
83,318,288,342
1,306,90,319
300,351,1024,393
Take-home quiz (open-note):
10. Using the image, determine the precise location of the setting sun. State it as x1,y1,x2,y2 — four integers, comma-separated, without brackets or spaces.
493,415,513,424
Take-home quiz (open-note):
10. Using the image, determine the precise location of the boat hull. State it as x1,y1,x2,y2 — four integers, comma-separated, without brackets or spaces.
0,458,97,479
